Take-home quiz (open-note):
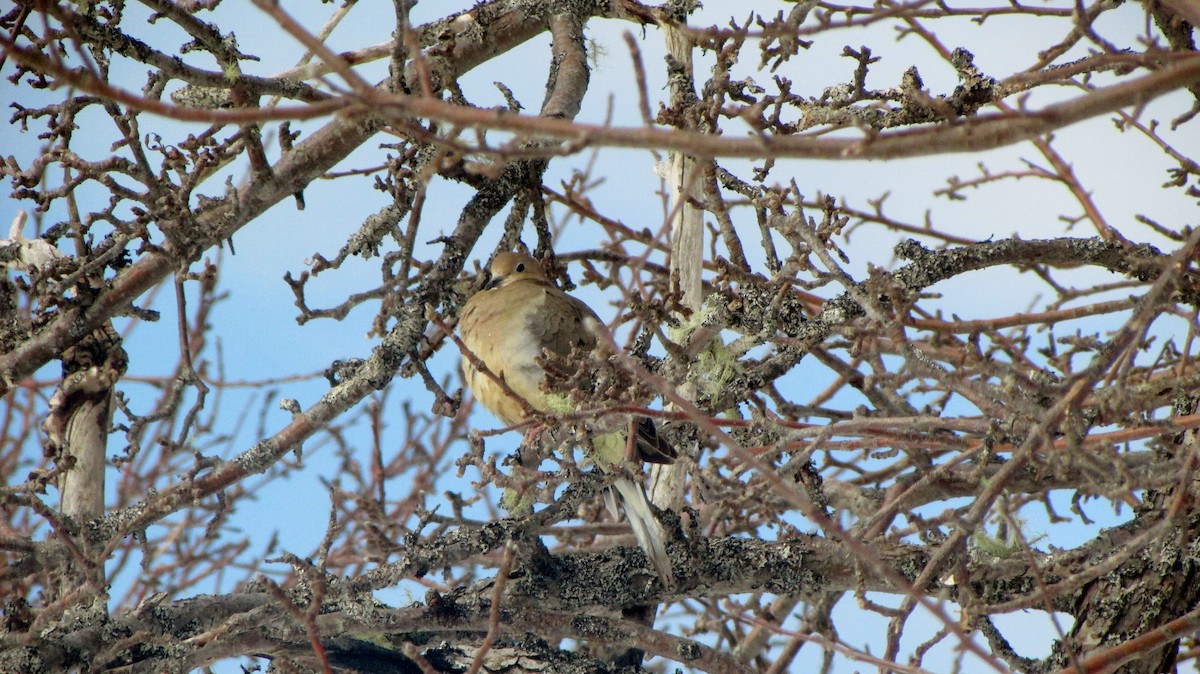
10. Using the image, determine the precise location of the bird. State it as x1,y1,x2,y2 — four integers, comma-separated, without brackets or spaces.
457,251,676,582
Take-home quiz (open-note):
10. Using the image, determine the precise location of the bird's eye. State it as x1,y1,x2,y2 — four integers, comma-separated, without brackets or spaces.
515,263,525,272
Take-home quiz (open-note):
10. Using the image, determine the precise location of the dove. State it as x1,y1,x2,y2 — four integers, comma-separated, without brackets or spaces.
458,251,675,582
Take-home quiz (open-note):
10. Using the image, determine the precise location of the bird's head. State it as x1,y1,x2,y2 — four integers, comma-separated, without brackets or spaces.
486,252,547,289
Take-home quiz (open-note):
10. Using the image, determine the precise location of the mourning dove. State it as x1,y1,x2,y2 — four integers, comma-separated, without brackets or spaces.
458,251,676,582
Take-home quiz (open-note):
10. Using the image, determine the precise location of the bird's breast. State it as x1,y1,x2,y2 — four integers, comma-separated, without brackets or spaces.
459,287,553,425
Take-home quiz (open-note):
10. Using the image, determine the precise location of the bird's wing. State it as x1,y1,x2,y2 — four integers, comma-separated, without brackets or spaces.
533,284,600,359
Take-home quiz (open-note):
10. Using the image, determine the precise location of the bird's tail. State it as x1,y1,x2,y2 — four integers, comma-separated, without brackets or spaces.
607,477,673,584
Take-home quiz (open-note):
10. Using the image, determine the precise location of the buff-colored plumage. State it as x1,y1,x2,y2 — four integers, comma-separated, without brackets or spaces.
458,252,675,582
